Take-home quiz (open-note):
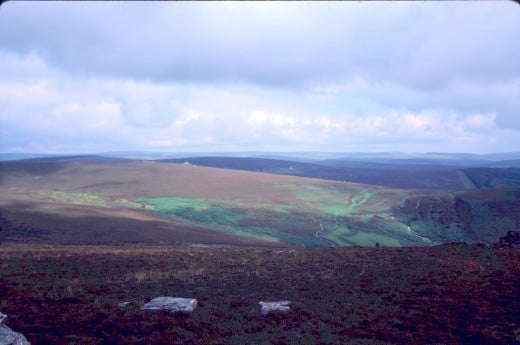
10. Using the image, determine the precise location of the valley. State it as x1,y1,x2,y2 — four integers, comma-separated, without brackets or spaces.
1,156,519,248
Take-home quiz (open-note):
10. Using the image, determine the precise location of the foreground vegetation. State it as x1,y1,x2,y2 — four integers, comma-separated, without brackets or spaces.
1,244,519,344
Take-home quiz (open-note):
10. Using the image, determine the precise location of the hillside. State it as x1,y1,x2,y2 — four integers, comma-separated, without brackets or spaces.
1,160,518,247
158,157,470,192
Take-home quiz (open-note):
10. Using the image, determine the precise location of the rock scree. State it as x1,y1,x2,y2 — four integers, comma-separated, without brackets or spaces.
141,297,198,313
0,312,30,345
259,301,291,315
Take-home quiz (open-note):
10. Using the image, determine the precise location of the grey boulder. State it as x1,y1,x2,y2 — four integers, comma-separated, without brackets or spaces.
141,297,198,313
0,313,30,345
259,301,291,315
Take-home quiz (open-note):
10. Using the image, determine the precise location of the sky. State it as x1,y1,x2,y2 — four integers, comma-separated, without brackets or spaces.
0,1,519,154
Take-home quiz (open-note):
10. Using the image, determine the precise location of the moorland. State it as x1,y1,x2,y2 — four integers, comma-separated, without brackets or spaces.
1,243,519,344
0,152,519,344
1,153,519,247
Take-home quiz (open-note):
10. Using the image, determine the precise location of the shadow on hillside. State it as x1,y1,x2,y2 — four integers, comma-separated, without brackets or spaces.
0,201,285,248
157,158,468,191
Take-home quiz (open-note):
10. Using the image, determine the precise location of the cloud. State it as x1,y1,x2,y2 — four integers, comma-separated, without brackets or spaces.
1,2,518,87
0,66,517,153
464,113,496,131
50,102,122,131
0,1,519,153
176,112,200,127
0,71,520,151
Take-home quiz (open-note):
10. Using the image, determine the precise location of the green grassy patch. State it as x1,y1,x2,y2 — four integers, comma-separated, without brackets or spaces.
135,197,209,212
36,191,111,207
33,190,142,210
323,225,353,245
323,225,401,247
135,198,244,228
135,197,328,247
275,182,378,217
344,191,373,214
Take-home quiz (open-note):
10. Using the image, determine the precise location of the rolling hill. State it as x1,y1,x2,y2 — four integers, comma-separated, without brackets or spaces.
1,159,518,247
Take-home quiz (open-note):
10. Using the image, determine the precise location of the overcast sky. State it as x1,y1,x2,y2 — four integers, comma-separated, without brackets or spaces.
0,1,519,154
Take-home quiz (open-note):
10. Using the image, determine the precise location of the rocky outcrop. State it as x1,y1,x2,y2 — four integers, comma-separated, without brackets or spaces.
0,312,30,345
141,297,197,313
259,301,291,315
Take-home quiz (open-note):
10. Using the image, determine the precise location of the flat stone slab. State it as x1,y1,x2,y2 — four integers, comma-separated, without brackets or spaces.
0,324,30,345
0,312,30,345
141,297,197,313
259,301,291,315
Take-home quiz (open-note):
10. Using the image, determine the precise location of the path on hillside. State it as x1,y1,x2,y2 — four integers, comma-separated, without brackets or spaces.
312,216,324,238
311,216,336,246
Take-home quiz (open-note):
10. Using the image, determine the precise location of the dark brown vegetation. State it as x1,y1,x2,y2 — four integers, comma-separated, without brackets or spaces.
499,230,520,248
463,168,520,189
395,187,520,244
1,244,519,344
0,205,281,248
159,157,471,192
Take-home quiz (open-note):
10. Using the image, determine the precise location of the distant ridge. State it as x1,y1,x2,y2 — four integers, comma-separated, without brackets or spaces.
14,155,131,163
2,151,520,163
157,156,322,172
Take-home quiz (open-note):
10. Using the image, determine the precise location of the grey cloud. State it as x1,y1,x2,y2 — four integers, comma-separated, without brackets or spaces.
1,2,518,88
1,1,519,153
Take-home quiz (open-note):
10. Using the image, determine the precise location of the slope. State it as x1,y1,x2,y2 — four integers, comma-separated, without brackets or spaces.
1,160,517,247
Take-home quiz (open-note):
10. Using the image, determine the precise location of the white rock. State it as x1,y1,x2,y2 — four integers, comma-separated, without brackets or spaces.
141,297,197,313
118,302,130,308
0,313,30,345
259,301,291,315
